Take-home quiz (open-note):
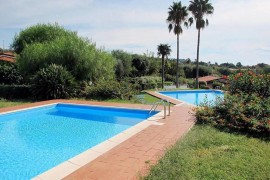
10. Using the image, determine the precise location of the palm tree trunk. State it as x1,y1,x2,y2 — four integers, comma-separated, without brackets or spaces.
176,34,179,88
162,55,165,89
196,28,201,89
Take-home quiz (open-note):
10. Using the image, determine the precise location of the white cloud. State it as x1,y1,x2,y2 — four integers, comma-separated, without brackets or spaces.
0,0,269,65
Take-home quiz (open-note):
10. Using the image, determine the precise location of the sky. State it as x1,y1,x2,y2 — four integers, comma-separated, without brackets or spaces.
0,0,269,66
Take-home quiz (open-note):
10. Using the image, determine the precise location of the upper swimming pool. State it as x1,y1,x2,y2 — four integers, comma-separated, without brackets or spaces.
159,90,224,105
0,103,158,179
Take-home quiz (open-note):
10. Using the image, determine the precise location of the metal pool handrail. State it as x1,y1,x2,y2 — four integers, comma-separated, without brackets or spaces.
149,99,171,119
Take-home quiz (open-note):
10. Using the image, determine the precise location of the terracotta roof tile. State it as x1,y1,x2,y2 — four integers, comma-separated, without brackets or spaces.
198,75,221,82
0,56,16,63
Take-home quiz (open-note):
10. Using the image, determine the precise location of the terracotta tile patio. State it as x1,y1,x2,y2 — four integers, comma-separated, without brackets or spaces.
0,98,195,179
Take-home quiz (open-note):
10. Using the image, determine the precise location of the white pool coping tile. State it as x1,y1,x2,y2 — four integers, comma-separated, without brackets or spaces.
30,104,165,180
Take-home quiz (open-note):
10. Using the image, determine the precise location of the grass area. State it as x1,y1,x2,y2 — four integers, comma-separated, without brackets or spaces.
0,93,161,109
84,93,162,104
0,99,31,109
145,125,270,180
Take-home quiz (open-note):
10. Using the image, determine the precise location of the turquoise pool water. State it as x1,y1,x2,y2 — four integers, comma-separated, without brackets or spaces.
0,103,157,179
159,90,224,105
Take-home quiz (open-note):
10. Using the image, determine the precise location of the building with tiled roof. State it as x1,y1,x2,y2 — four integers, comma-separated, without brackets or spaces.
198,75,221,82
198,75,228,89
0,52,16,63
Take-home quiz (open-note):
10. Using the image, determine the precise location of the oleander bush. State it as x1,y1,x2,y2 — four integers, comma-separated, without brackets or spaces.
230,71,270,98
31,64,78,100
0,61,23,85
195,71,270,136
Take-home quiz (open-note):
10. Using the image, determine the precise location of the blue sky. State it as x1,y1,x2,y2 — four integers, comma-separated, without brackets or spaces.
0,0,269,65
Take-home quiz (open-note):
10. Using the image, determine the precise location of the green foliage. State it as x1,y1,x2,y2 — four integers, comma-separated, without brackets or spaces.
12,23,74,54
87,80,137,100
263,66,270,74
15,23,115,82
218,67,232,76
183,65,211,78
133,76,161,90
147,58,160,75
0,85,31,99
31,64,78,100
145,125,270,180
187,79,195,88
230,71,270,97
0,62,23,85
193,66,211,77
0,99,30,108
196,94,270,135
131,56,150,77
112,50,132,79
199,81,207,88
212,81,223,89
195,71,270,136
17,36,115,82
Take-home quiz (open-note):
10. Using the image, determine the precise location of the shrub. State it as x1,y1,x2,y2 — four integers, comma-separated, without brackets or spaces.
0,85,31,99
87,80,137,100
0,62,23,85
230,71,270,98
112,50,132,78
133,76,161,90
195,93,270,135
212,81,223,89
31,64,78,100
195,71,270,136
165,74,175,83
131,56,149,77
187,79,195,88
15,23,115,82
12,23,74,54
199,81,207,88
200,85,210,89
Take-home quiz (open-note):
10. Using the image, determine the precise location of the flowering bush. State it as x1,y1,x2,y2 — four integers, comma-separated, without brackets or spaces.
230,71,270,98
195,71,270,136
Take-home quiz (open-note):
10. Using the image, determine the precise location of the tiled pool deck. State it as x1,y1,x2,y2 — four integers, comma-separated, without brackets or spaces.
0,95,195,179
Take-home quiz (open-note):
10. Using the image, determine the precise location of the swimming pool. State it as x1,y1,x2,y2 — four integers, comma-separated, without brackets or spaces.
0,103,158,179
159,90,224,105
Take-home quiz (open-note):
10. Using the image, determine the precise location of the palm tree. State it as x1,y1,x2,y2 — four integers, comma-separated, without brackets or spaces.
167,2,189,88
157,44,171,89
188,0,214,88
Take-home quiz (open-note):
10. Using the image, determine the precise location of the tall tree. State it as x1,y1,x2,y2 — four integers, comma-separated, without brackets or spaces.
167,2,189,88
188,0,214,88
157,44,171,89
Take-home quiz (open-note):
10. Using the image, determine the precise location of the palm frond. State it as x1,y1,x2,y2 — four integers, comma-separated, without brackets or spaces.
188,0,214,30
167,2,189,35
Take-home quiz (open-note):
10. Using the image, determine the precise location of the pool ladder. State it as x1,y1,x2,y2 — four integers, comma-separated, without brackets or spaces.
149,99,170,119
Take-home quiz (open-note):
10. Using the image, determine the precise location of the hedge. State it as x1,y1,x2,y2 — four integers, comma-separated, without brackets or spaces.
0,85,31,99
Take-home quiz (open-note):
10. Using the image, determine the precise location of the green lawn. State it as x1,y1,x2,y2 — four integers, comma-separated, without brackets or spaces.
85,93,161,104
145,125,270,180
0,93,161,109
0,99,31,108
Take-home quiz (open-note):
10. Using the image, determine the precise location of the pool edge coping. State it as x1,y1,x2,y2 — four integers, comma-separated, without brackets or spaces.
0,100,165,180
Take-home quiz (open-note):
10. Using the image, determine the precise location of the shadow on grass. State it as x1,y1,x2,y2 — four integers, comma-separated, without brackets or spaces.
195,122,270,142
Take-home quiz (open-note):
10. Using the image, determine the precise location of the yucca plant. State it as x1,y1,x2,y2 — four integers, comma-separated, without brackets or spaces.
31,64,78,100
